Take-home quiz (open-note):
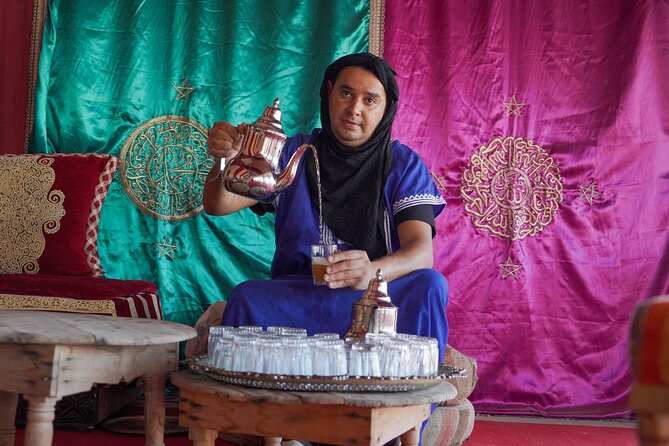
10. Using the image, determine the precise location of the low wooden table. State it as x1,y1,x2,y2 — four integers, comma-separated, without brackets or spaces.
0,310,196,446
173,369,456,446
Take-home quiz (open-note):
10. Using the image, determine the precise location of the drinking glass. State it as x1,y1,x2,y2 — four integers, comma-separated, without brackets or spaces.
310,244,339,285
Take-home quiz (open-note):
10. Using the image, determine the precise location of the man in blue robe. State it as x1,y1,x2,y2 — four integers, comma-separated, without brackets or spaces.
203,52,448,359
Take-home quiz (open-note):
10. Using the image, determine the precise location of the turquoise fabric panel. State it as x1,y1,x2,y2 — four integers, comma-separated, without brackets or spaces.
30,0,369,326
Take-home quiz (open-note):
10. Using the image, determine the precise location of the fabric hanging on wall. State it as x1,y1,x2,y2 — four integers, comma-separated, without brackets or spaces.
0,1,41,154
30,0,371,325
384,0,669,418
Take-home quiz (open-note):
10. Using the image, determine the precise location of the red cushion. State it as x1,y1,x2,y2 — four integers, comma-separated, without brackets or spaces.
0,274,162,319
631,295,669,385
0,153,117,276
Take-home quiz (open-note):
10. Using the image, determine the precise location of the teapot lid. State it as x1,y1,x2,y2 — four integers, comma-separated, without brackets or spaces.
253,98,284,133
360,269,393,305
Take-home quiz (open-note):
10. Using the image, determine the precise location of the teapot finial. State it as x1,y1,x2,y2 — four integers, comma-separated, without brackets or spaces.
254,98,283,133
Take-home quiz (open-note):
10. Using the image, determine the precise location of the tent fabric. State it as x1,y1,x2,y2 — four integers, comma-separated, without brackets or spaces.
29,0,371,326
384,0,669,417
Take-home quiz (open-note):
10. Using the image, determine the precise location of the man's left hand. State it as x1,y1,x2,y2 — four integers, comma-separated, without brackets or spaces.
323,249,374,290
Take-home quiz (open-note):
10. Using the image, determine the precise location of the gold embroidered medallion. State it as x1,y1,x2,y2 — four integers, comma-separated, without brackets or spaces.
120,116,213,221
0,157,65,273
461,136,563,240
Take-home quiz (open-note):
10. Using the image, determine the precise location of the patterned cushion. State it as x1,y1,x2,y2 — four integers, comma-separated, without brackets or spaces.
0,274,162,319
423,399,475,446
441,345,478,406
0,153,117,276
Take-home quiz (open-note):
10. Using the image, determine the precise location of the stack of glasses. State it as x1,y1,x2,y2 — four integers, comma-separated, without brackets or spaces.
207,325,439,378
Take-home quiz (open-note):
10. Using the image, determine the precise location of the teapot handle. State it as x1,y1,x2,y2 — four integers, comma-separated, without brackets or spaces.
209,123,247,182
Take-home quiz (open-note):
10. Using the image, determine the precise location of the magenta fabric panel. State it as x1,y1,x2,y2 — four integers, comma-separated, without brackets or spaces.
384,0,669,417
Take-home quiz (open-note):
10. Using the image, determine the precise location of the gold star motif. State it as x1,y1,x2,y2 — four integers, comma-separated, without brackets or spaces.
431,171,447,191
498,256,522,279
503,95,526,117
173,79,195,102
578,181,601,206
155,236,178,260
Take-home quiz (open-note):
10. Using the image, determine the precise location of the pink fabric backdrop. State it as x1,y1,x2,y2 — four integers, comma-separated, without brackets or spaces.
385,0,669,417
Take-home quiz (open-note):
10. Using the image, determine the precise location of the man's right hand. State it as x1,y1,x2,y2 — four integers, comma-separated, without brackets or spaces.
207,121,246,160
203,122,257,216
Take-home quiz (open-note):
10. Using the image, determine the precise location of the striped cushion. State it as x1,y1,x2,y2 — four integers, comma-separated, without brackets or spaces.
423,400,475,446
0,273,162,319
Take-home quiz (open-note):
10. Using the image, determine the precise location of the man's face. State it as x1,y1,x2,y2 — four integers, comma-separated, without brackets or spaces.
327,66,387,147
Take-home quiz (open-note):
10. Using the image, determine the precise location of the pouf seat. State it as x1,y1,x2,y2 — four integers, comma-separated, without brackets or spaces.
629,295,669,446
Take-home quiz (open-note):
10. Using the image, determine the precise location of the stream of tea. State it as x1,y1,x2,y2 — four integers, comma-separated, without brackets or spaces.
310,144,325,245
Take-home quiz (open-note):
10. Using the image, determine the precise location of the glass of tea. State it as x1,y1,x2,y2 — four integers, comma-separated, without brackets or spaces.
310,244,339,285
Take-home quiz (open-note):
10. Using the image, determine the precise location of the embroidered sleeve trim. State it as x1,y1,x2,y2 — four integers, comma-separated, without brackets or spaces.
393,194,446,216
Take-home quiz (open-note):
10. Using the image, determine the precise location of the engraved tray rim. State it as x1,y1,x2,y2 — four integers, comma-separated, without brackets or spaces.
187,355,465,393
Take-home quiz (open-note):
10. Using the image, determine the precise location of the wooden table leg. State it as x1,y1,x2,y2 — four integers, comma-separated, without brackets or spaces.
263,437,282,446
0,391,18,446
144,374,166,446
400,424,421,446
189,428,218,446
23,395,59,446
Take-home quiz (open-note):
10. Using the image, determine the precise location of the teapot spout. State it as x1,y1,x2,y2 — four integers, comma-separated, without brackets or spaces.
275,143,315,192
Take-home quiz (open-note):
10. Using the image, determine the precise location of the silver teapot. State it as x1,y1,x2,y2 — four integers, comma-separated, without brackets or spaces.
345,269,398,339
221,98,313,202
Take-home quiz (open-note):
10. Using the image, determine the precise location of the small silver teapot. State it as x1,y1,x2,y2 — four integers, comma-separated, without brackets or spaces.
221,98,313,202
345,269,398,339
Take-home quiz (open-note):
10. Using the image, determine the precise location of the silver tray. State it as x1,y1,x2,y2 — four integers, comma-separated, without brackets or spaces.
187,356,465,392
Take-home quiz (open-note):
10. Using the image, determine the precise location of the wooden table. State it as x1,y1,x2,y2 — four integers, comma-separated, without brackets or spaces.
172,369,456,446
0,310,196,446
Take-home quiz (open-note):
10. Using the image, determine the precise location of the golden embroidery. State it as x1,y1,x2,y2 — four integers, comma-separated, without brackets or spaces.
155,235,178,260
503,95,526,117
578,181,601,206
25,0,49,152
461,136,563,240
369,0,386,57
173,79,196,102
0,157,65,273
0,294,116,316
498,256,522,279
119,115,213,221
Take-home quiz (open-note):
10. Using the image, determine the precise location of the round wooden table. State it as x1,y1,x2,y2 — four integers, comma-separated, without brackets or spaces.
0,310,196,446
172,369,456,446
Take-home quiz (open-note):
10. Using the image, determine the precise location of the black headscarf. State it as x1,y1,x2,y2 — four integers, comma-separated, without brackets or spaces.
306,53,400,260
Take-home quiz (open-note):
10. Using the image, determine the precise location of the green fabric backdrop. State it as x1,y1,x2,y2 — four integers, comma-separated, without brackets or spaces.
30,0,370,325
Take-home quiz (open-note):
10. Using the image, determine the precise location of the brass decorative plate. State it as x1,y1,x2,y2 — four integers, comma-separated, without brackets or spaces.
188,356,465,393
